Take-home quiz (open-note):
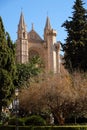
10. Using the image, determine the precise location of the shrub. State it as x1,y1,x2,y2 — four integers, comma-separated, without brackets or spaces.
25,115,46,126
0,122,2,126
8,117,25,126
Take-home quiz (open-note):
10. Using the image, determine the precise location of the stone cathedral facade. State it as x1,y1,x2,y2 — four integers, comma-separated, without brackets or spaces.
16,12,61,73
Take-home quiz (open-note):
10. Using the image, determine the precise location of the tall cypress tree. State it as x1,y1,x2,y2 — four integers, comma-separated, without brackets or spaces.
62,0,87,72
0,16,16,112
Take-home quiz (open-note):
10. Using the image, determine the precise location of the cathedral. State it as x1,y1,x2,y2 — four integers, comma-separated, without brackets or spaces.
16,12,61,73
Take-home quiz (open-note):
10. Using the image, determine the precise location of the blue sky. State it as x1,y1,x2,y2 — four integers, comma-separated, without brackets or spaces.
0,0,87,44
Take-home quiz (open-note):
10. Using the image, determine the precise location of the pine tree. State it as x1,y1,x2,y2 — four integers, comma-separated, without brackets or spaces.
0,16,16,112
62,0,87,72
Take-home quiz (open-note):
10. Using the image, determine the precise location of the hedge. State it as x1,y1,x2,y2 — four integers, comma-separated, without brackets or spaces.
0,126,87,130
25,115,46,126
8,115,46,126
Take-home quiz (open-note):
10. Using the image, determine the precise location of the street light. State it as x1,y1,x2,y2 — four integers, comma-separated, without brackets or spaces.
15,88,19,130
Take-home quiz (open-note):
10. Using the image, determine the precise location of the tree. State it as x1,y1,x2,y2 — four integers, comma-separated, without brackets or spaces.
19,72,73,124
16,56,44,88
0,16,16,113
6,32,15,55
71,72,87,118
62,0,87,72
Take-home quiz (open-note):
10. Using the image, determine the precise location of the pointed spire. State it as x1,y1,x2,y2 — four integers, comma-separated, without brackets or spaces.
18,11,26,30
45,16,51,30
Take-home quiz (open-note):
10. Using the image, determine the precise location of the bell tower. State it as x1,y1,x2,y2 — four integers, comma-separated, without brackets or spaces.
16,12,28,63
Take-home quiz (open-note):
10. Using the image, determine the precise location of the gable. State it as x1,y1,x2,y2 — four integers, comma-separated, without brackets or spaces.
28,30,43,43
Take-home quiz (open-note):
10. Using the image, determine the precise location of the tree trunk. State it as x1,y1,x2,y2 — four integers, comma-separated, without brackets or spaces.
75,116,77,124
53,112,65,125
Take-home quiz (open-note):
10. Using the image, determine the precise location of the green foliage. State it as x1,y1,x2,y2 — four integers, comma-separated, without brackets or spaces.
0,110,10,124
62,0,87,72
16,56,43,88
30,55,45,68
0,16,16,112
25,115,46,126
0,17,6,45
8,117,25,126
8,115,46,126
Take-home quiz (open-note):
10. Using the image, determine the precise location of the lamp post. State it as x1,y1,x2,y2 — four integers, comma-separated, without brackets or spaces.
15,88,19,130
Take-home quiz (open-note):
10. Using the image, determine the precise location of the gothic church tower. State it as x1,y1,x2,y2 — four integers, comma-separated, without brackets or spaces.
16,12,28,63
44,16,57,73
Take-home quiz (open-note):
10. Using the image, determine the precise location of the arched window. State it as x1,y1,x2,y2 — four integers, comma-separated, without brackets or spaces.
29,50,39,60
23,32,25,38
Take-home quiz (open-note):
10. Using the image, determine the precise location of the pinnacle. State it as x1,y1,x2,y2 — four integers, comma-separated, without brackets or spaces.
45,16,51,30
